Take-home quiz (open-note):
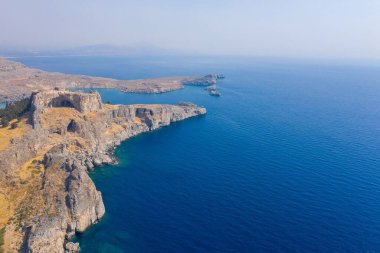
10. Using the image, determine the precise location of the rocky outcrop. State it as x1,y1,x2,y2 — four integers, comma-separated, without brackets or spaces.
205,85,221,97
31,90,103,129
0,129,49,177
184,74,224,96
0,90,206,252
65,242,79,253
31,90,103,114
25,145,105,253
182,74,217,86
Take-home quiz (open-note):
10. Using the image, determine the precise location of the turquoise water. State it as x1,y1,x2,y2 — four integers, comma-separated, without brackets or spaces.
17,56,380,252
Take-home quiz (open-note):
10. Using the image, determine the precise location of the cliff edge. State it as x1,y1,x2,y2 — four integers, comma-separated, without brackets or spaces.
0,90,206,253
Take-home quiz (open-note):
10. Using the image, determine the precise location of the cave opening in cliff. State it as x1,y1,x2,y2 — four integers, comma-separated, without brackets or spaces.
50,97,75,109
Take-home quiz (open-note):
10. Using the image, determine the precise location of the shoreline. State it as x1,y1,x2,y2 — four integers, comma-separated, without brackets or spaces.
0,58,222,103
0,90,206,252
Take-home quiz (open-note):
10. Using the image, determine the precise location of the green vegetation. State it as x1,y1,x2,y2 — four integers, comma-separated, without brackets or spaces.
10,122,18,129
0,226,5,253
0,98,31,128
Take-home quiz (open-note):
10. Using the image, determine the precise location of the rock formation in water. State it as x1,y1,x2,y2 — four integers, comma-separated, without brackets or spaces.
0,90,206,253
185,74,224,96
205,84,221,97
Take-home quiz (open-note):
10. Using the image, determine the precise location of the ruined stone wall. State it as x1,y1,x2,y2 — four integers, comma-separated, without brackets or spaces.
31,90,103,114
30,90,103,128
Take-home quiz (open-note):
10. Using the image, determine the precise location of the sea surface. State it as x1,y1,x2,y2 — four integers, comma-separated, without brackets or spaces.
17,56,380,253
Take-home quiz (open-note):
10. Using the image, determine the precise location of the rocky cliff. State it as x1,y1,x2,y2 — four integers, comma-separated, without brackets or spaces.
0,90,206,253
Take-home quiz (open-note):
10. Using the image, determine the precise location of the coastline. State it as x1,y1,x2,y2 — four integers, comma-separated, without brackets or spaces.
0,58,221,103
0,90,206,252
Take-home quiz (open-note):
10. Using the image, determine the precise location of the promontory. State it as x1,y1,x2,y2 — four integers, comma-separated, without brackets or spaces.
0,60,210,252
0,58,222,103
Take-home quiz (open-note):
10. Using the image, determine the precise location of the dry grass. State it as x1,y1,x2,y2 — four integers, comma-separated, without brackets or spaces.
0,154,46,252
0,193,9,229
0,117,31,153
0,154,45,227
85,103,116,119
104,104,118,110
134,117,142,124
104,123,124,136
41,107,82,129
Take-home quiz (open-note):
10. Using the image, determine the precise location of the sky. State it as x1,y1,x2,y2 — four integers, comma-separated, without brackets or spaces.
1,0,379,59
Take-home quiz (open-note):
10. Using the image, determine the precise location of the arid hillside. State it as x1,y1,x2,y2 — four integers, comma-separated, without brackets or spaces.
0,58,218,102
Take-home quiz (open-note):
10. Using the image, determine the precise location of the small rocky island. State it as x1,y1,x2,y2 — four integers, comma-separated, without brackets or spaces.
0,89,206,252
205,85,221,96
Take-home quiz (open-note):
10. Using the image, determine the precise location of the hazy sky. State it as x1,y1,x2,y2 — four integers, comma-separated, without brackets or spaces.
1,0,379,59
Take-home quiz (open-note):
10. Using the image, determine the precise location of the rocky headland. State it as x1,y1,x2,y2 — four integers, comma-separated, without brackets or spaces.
0,89,206,252
0,58,223,103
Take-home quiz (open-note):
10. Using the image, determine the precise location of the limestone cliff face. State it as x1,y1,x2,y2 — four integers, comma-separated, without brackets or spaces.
31,90,103,114
25,146,105,253
0,129,49,178
0,90,206,253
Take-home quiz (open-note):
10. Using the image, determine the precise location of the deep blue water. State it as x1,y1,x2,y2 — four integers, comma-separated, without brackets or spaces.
17,56,380,253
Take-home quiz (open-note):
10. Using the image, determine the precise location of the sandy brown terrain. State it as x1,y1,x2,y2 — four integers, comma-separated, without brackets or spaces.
0,58,218,103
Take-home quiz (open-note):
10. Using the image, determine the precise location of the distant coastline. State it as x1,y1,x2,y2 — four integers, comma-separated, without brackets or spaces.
0,57,222,103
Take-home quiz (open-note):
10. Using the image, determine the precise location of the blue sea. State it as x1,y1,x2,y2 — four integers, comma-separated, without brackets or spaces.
17,56,380,253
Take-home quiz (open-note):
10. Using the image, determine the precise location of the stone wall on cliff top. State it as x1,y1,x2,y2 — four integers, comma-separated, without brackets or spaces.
31,89,103,113
31,89,103,129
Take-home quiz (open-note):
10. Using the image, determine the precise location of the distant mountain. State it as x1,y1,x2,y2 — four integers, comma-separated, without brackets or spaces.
0,44,181,57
